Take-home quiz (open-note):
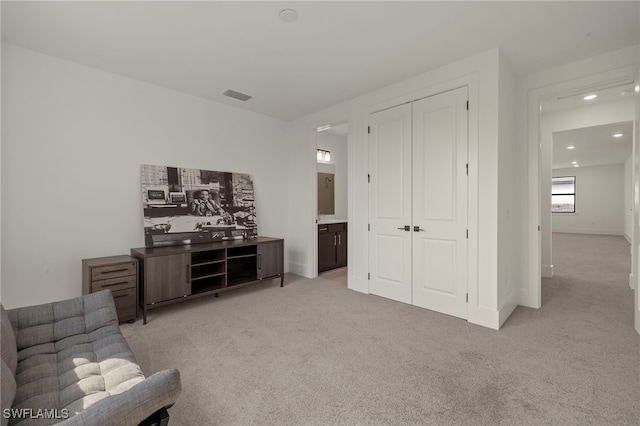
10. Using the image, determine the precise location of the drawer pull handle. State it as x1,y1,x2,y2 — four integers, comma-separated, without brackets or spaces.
100,268,129,274
102,281,128,287
113,294,129,299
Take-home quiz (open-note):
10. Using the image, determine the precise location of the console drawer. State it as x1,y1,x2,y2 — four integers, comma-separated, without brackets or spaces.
111,287,136,323
91,261,137,281
82,255,139,324
92,275,136,293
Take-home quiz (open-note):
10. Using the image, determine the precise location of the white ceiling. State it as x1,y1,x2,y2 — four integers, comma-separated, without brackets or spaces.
2,1,639,121
553,121,633,170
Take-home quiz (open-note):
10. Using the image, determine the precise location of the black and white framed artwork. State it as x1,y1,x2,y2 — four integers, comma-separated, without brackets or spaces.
141,164,257,247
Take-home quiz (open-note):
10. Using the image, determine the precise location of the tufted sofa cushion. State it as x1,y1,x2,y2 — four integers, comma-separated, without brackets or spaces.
1,305,17,375
1,305,18,426
5,291,149,425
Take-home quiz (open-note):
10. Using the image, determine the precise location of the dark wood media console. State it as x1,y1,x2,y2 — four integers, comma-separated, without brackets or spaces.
131,237,284,324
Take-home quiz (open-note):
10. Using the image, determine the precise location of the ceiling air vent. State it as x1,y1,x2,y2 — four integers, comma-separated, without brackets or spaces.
223,89,252,102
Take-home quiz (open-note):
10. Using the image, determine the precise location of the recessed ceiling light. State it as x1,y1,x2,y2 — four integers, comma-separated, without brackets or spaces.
636,84,640,93
566,146,575,150
279,9,298,22
583,94,598,100
613,133,624,138
571,161,578,164
574,164,580,168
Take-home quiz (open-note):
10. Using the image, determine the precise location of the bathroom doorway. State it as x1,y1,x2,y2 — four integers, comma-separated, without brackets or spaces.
315,120,348,285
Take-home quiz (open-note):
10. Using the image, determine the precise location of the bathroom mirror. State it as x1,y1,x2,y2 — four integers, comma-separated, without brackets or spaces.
317,163,335,215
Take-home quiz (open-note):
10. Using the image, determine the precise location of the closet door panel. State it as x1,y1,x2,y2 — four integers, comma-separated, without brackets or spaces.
412,87,468,319
368,103,412,304
375,234,406,285
415,239,456,294
417,104,456,222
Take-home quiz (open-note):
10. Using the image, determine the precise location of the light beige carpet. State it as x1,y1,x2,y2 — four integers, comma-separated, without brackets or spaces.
121,233,639,425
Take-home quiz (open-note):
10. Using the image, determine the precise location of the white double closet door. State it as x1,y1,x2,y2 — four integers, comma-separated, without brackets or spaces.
368,86,468,319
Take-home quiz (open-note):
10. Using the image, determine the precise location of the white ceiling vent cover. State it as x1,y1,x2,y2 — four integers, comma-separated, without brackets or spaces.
223,89,252,101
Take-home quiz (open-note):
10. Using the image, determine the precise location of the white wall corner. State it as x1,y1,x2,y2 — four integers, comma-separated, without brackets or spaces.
498,294,519,329
542,264,553,278
516,287,539,309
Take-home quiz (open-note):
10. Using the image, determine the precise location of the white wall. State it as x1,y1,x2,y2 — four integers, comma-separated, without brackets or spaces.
552,165,625,235
316,131,348,221
497,52,519,327
1,44,290,308
288,48,511,329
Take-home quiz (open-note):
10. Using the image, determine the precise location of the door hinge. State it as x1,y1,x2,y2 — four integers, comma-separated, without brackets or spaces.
466,229,468,239
368,273,370,280
538,225,541,231
368,126,371,134
368,224,370,231
466,101,469,110
466,293,468,303
368,174,370,183
466,163,468,176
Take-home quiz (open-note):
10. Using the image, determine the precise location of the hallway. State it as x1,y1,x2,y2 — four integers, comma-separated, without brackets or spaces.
545,233,633,320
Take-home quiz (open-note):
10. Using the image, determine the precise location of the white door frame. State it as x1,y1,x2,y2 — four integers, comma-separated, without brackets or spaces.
309,117,351,279
526,66,638,310
635,69,640,335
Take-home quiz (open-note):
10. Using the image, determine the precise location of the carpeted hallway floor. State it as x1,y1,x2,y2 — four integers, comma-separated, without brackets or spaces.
121,233,639,425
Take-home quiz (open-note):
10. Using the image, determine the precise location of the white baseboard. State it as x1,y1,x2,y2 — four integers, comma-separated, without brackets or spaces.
347,275,369,294
473,306,500,330
542,264,553,278
288,262,313,278
552,228,623,236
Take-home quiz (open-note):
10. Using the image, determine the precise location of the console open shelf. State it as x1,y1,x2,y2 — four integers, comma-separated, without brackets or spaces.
191,275,226,294
132,237,284,324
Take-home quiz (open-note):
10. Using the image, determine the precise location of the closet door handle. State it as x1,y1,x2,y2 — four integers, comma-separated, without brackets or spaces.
414,226,425,232
397,226,410,231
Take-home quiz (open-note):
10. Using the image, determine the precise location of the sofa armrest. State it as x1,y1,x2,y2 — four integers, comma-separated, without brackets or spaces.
61,369,181,426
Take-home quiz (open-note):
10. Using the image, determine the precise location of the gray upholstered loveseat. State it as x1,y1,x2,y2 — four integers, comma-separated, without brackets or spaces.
1,290,181,425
